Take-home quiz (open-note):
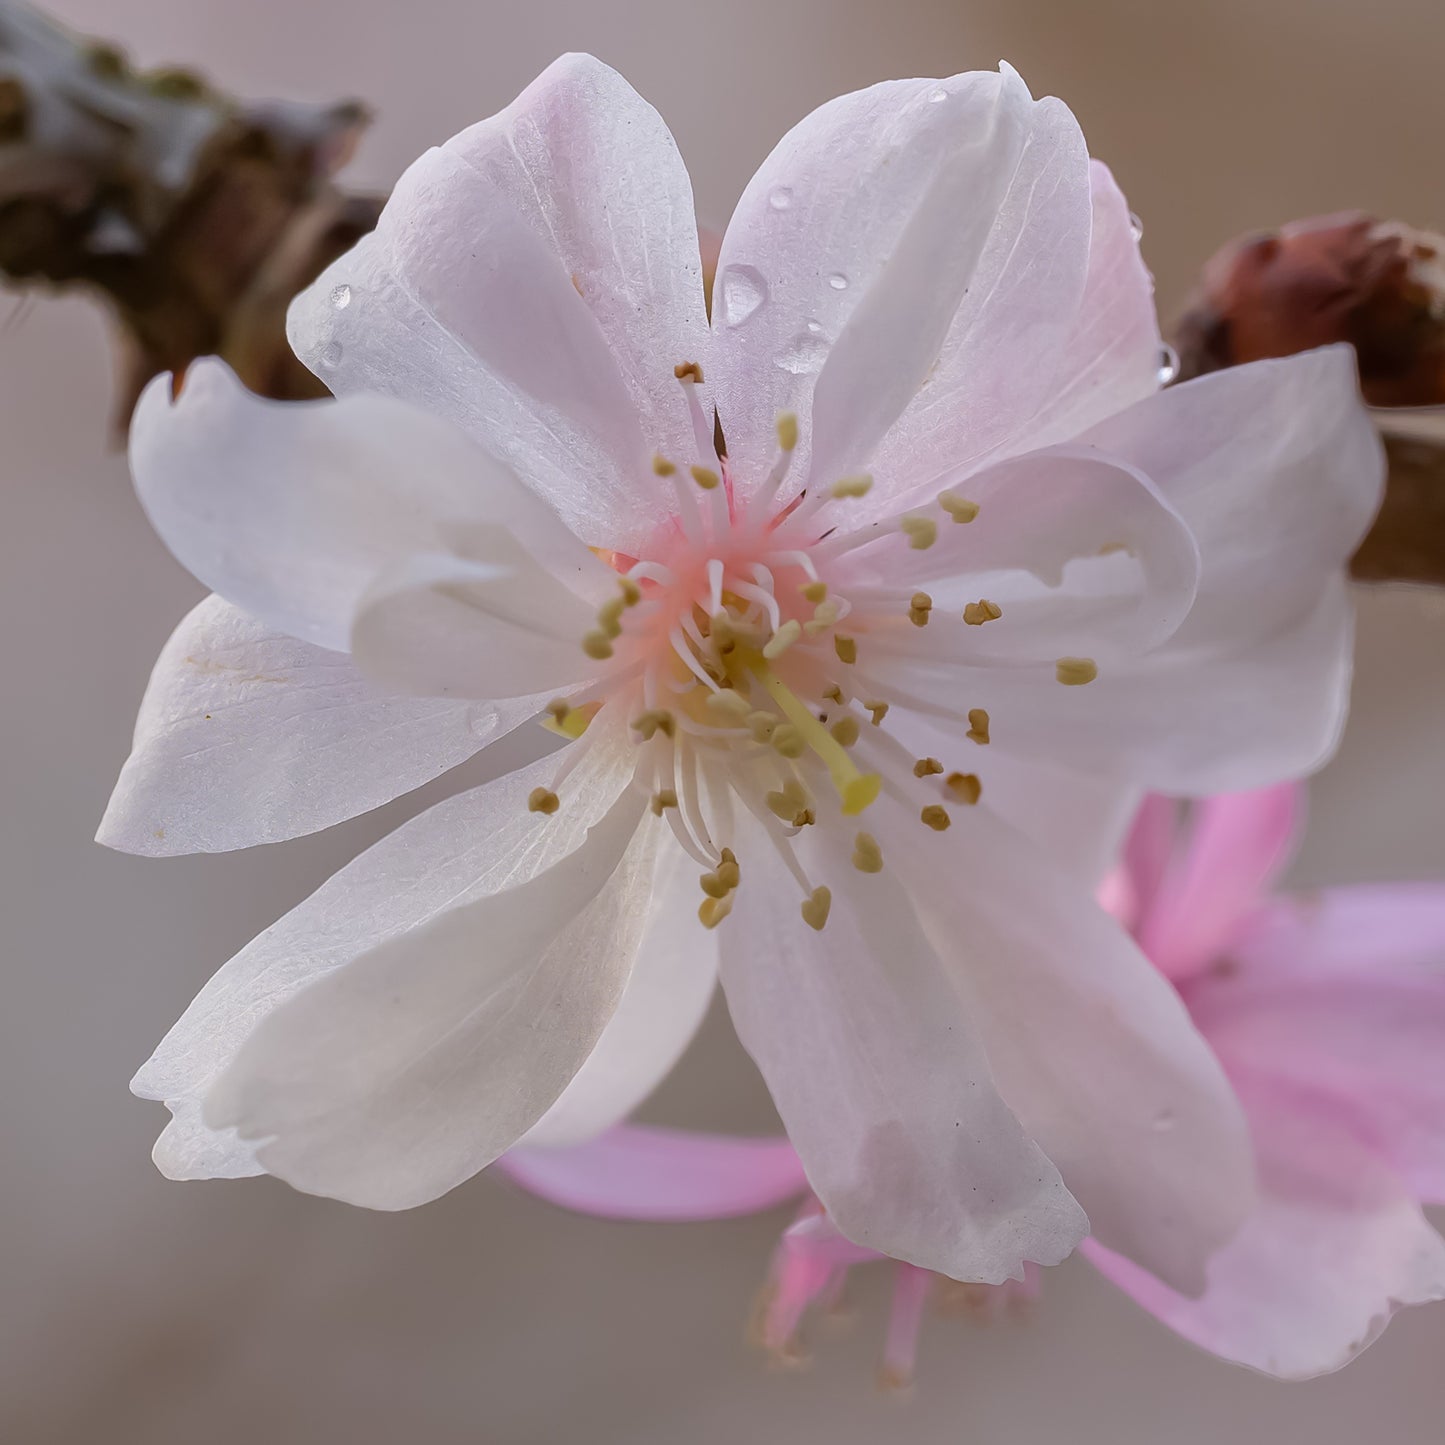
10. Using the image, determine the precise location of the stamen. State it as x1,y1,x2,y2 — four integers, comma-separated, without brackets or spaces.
1056,657,1099,685
618,577,643,606
833,635,857,665
803,599,841,636
527,787,560,816
945,772,982,804
596,595,626,638
691,464,721,491
830,474,874,500
771,724,806,759
707,559,726,614
652,789,679,815
800,886,832,931
900,514,938,550
938,490,980,523
913,757,943,777
762,619,802,660
674,361,705,383
698,895,733,929
908,591,932,627
920,804,951,831
581,630,614,660
776,411,799,452
631,709,677,740
829,716,860,747
851,831,884,873
865,700,890,726
747,711,779,742
967,708,991,744
704,689,752,721
963,599,1002,625
541,698,602,740
823,684,845,705
800,580,828,604
652,454,677,477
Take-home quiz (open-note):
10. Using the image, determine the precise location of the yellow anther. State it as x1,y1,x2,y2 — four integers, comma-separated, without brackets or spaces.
938,490,980,523
830,716,860,747
795,808,816,827
830,474,874,499
963,599,1003,626
834,635,857,665
1056,657,1099,686
747,710,779,742
762,619,802,660
541,698,601,740
582,630,614,660
674,360,705,383
908,591,933,628
597,595,626,638
651,789,679,816
776,411,799,452
690,464,721,491
967,707,991,745
717,854,741,890
921,804,952,832
945,772,982,804
800,886,832,931
527,788,560,816
772,723,806,758
618,576,643,606
710,612,741,654
865,700,890,727
801,580,828,604
804,599,841,636
705,689,752,720
851,831,884,873
631,709,676,740
699,869,729,899
822,684,845,705
652,453,677,477
913,757,944,778
901,514,938,550
698,895,733,929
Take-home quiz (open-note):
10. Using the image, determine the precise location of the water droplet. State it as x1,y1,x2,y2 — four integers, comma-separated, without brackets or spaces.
1128,212,1144,243
827,272,849,291
1151,1109,1177,1133
769,186,794,211
329,283,352,310
775,331,830,375
928,87,948,103
717,264,768,327
1157,343,1179,385
806,318,827,336
320,341,343,368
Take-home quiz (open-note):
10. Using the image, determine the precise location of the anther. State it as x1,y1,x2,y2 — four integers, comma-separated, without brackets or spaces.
865,700,890,726
921,804,951,831
705,689,752,720
966,708,991,745
1056,657,1099,686
772,724,806,759
804,599,841,636
834,635,857,665
652,453,677,477
776,411,799,452
800,886,832,931
913,757,944,778
747,710,779,742
527,788,560,816
909,591,933,627
938,490,980,523
851,832,884,873
674,361,705,383
582,630,614,660
652,789,679,816
541,698,601,740
900,514,938,550
691,464,721,491
830,474,873,499
618,577,643,606
945,772,982,804
963,599,1002,625
823,684,845,705
597,595,626,638
631,709,676,740
830,716,860,747
762,619,802,659
800,580,828,604
698,895,733,929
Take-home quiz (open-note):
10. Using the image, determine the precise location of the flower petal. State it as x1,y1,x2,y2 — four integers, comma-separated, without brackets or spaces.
712,67,1091,511
1198,883,1445,1203
1137,784,1304,983
518,836,718,1148
97,594,540,856
718,812,1088,1285
202,786,650,1208
290,55,708,550
498,1126,807,1220
885,795,1256,1295
131,360,606,651
133,716,638,1189
1084,1074,1445,1378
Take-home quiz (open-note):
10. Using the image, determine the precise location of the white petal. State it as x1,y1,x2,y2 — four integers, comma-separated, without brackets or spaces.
519,836,718,1148
204,788,651,1209
290,57,709,549
98,594,539,856
131,360,606,651
885,797,1256,1294
350,546,601,700
719,812,1087,1284
132,714,639,1184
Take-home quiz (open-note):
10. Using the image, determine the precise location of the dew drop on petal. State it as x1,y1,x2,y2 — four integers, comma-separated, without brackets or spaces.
806,318,827,336
718,264,769,327
827,272,849,290
329,283,352,309
320,341,343,367
928,87,948,103
775,330,831,375
769,186,794,211
1128,212,1144,242
1157,343,1180,385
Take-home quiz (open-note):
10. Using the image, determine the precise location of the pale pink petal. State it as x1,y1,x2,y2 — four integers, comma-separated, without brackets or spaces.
518,836,718,1148
498,1126,807,1220
131,360,608,651
719,813,1088,1285
1195,883,1445,1203
290,56,708,550
1084,1074,1445,1379
712,68,1092,513
97,595,541,856
1138,784,1304,983
134,715,638,1186
1120,794,1180,930
883,795,1256,1296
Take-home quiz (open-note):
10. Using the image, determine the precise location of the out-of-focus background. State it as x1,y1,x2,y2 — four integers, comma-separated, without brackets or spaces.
2,0,1442,1439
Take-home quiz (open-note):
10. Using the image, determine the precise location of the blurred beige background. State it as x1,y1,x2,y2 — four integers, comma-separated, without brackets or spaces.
3,0,1444,1440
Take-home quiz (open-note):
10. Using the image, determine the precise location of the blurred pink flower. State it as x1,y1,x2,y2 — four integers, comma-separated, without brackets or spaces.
106,55,1379,1290
502,785,1445,1379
